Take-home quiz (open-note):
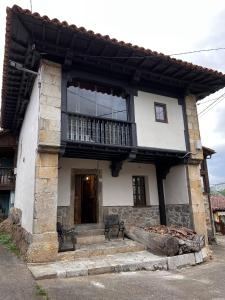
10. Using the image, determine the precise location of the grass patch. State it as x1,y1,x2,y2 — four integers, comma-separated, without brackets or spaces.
35,284,50,299
0,233,20,256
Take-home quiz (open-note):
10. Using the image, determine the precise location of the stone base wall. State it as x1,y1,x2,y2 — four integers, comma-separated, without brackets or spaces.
203,194,214,240
103,206,160,227
166,204,191,228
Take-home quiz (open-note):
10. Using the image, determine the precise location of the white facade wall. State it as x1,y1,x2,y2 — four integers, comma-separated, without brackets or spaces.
14,78,39,233
134,91,186,151
58,158,159,207
164,165,189,205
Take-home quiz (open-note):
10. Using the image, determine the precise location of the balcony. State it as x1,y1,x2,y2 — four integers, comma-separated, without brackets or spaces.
0,167,15,190
67,113,133,147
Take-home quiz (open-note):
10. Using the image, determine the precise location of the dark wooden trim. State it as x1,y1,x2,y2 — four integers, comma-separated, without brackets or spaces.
110,160,123,177
136,85,184,100
61,72,68,141
156,165,167,225
154,102,168,123
66,69,137,95
38,144,61,154
180,96,190,152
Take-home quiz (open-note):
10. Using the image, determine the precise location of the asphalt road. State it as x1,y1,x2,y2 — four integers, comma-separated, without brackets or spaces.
0,245,42,300
40,235,225,300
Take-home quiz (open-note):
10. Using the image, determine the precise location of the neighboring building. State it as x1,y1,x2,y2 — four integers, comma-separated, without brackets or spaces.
211,195,225,234
1,5,225,262
0,131,16,220
201,146,216,241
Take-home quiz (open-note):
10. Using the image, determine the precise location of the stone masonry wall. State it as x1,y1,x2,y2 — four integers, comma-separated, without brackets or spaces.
166,204,191,228
185,95,203,161
203,193,214,240
103,206,160,227
185,94,208,240
26,60,61,263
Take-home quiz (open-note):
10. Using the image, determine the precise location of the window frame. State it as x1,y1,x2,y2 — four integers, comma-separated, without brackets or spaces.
154,102,168,123
132,176,146,207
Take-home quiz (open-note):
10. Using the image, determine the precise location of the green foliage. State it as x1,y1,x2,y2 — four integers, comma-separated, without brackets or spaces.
219,189,225,197
0,233,20,256
35,284,50,299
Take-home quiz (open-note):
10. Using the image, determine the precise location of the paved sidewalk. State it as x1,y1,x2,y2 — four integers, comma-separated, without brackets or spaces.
0,245,42,300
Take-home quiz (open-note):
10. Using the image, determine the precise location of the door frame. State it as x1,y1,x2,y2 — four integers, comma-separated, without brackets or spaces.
71,169,103,225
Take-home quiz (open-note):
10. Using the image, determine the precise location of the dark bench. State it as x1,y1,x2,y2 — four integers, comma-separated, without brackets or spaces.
104,214,125,240
57,222,76,251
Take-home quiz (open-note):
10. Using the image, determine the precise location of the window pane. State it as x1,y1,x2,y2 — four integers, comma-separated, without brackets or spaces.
67,84,127,121
132,176,146,206
155,103,167,122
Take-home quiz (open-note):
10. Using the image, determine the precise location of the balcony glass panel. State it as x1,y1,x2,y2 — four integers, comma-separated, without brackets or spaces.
67,84,128,121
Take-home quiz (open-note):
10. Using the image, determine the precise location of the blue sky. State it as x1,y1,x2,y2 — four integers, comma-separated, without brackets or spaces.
0,0,225,184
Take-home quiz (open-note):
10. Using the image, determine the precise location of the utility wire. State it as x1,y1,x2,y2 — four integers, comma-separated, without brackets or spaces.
197,96,225,105
74,47,225,60
198,92,225,115
198,93,225,117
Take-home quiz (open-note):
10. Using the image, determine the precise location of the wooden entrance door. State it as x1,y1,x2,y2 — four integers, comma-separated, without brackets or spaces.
74,174,98,224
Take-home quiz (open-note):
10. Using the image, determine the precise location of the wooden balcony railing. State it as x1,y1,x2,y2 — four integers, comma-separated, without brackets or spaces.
67,113,133,146
0,167,15,187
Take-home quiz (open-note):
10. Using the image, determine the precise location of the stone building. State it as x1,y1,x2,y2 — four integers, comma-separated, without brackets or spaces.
1,5,225,262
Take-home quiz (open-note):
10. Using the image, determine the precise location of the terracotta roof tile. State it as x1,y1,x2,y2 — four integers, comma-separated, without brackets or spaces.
6,5,225,78
211,195,225,211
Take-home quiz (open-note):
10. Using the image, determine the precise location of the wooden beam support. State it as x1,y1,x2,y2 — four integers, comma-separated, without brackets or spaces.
110,160,123,177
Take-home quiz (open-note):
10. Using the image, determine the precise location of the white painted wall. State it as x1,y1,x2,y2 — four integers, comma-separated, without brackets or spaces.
58,158,159,207
134,91,186,151
14,78,39,233
164,165,189,205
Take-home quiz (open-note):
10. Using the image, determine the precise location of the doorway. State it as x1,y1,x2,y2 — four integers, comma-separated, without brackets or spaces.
74,174,98,224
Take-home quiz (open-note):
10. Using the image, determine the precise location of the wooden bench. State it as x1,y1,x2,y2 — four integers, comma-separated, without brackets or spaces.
104,214,125,240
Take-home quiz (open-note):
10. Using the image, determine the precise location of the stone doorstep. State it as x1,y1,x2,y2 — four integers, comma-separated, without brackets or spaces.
57,239,146,261
28,247,208,280
75,235,106,246
28,251,168,280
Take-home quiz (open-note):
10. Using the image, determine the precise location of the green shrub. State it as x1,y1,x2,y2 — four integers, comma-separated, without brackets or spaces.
0,233,20,256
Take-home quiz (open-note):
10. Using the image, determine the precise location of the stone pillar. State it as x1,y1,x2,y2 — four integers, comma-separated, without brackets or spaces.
185,95,208,241
26,60,61,262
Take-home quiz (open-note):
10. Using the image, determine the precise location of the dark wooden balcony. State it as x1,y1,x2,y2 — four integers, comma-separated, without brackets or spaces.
67,113,133,147
0,167,15,190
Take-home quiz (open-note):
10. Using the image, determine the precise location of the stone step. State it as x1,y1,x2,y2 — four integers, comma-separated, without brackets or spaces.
75,235,105,246
75,228,105,237
75,223,104,231
57,239,146,261
28,250,168,280
28,247,208,280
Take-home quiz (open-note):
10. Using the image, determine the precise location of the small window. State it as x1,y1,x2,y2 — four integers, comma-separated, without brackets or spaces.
154,102,168,123
132,176,146,206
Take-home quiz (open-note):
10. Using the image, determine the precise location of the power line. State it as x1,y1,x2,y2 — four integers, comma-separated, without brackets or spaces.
198,92,225,115
74,47,225,60
199,96,225,117
198,93,225,117
197,96,225,105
